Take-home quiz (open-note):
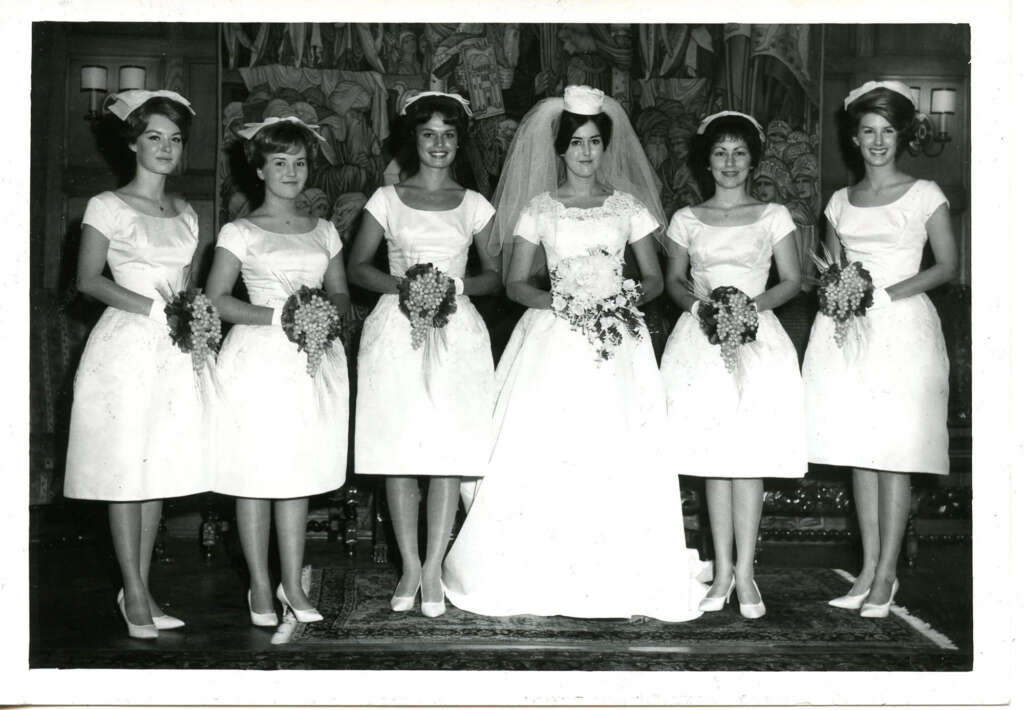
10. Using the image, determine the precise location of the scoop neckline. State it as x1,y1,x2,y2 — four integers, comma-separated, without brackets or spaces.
109,191,186,220
545,189,618,210
390,185,468,213
845,179,920,209
239,216,320,236
686,202,772,228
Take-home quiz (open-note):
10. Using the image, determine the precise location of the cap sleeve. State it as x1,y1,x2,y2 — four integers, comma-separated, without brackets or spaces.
182,202,199,238
768,204,798,245
363,187,390,229
665,209,693,250
823,190,844,230
82,193,119,239
322,220,343,259
512,196,542,244
216,222,248,261
468,191,496,234
917,180,949,220
627,195,659,244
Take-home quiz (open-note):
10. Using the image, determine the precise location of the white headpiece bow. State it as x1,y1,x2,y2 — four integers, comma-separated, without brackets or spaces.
843,80,917,110
563,85,605,115
399,91,473,117
697,111,766,143
235,116,327,142
108,89,195,121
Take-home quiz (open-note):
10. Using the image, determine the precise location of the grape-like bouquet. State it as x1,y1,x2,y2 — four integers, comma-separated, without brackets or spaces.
694,286,759,373
281,285,344,377
550,248,645,361
809,249,874,349
397,263,458,349
164,288,223,372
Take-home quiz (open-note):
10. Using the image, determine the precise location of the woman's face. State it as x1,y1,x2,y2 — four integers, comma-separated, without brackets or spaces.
752,176,778,203
853,112,898,167
257,146,309,200
561,120,604,179
131,113,183,175
415,113,459,171
708,135,752,191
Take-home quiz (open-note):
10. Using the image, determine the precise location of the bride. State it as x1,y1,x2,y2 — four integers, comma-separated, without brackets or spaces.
443,85,707,622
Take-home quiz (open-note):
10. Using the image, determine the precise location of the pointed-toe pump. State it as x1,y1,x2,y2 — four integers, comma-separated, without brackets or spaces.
276,583,323,623
248,589,280,627
738,580,766,619
698,578,735,612
859,578,899,619
116,589,158,639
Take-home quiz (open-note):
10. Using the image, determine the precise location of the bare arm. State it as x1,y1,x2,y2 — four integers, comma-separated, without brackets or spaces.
464,217,502,296
629,233,664,304
76,224,159,314
323,251,351,314
204,247,273,325
754,233,801,312
884,204,958,299
664,248,697,312
347,211,400,294
506,237,553,309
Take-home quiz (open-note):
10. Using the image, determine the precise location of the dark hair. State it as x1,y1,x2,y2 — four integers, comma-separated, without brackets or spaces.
692,114,764,172
843,87,917,157
394,95,471,177
554,111,613,154
243,120,320,170
121,97,192,145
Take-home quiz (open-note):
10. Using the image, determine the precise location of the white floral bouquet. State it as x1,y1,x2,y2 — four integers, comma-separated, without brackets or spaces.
281,286,344,377
550,248,645,361
809,248,875,350
397,263,458,350
692,285,760,374
164,288,223,372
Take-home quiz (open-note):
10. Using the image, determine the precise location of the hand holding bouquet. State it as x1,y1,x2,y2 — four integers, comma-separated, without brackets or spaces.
163,288,223,372
809,249,874,349
550,248,645,361
281,285,344,377
693,285,759,373
397,263,458,349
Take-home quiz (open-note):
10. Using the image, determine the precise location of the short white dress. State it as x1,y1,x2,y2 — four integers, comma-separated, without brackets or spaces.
354,186,496,477
804,180,950,474
660,203,807,478
213,218,349,498
64,192,209,501
443,191,708,622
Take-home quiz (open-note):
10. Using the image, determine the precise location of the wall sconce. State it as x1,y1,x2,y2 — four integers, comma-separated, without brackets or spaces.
908,86,956,158
80,65,147,121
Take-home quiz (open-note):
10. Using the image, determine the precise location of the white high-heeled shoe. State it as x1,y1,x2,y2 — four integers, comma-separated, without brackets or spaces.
152,611,186,630
860,578,899,618
738,580,766,619
116,589,158,639
421,580,447,618
248,589,279,627
276,583,323,623
390,573,421,612
828,587,871,610
698,578,735,612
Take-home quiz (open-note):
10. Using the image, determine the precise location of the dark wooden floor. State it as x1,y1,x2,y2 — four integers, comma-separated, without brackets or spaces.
28,502,972,671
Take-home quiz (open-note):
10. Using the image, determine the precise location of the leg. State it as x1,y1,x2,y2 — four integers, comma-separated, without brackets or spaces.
236,497,274,613
275,497,313,609
704,478,735,597
422,476,460,603
731,478,765,605
386,476,423,598
848,467,880,596
138,499,164,616
109,501,150,625
867,470,912,604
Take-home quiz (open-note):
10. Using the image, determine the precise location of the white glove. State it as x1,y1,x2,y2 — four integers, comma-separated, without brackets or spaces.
271,307,283,326
690,300,702,318
147,298,167,325
451,276,465,296
869,287,892,311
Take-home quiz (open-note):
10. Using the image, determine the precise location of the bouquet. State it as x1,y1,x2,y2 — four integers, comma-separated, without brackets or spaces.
164,288,223,372
809,249,874,349
397,263,458,349
550,248,645,361
692,285,759,374
281,285,344,377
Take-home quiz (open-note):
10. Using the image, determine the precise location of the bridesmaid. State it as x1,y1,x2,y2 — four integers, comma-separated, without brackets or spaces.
206,117,350,627
660,111,806,619
803,81,957,617
348,92,499,618
64,90,206,638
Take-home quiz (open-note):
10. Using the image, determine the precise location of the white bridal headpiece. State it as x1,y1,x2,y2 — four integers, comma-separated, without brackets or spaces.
563,85,605,115
108,89,195,121
843,80,917,110
399,91,473,117
235,116,328,142
697,111,766,144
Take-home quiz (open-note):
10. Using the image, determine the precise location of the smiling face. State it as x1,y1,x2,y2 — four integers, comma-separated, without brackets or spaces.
708,135,752,191
131,113,184,175
853,112,898,167
256,146,309,200
561,120,605,179
415,113,459,171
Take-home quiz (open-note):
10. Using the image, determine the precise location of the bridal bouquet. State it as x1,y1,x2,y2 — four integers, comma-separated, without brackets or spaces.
164,288,223,372
281,286,344,377
398,263,458,350
809,249,874,349
693,285,759,374
550,248,645,361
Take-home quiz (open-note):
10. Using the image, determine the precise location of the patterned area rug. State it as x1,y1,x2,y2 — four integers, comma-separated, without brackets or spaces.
290,566,959,662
